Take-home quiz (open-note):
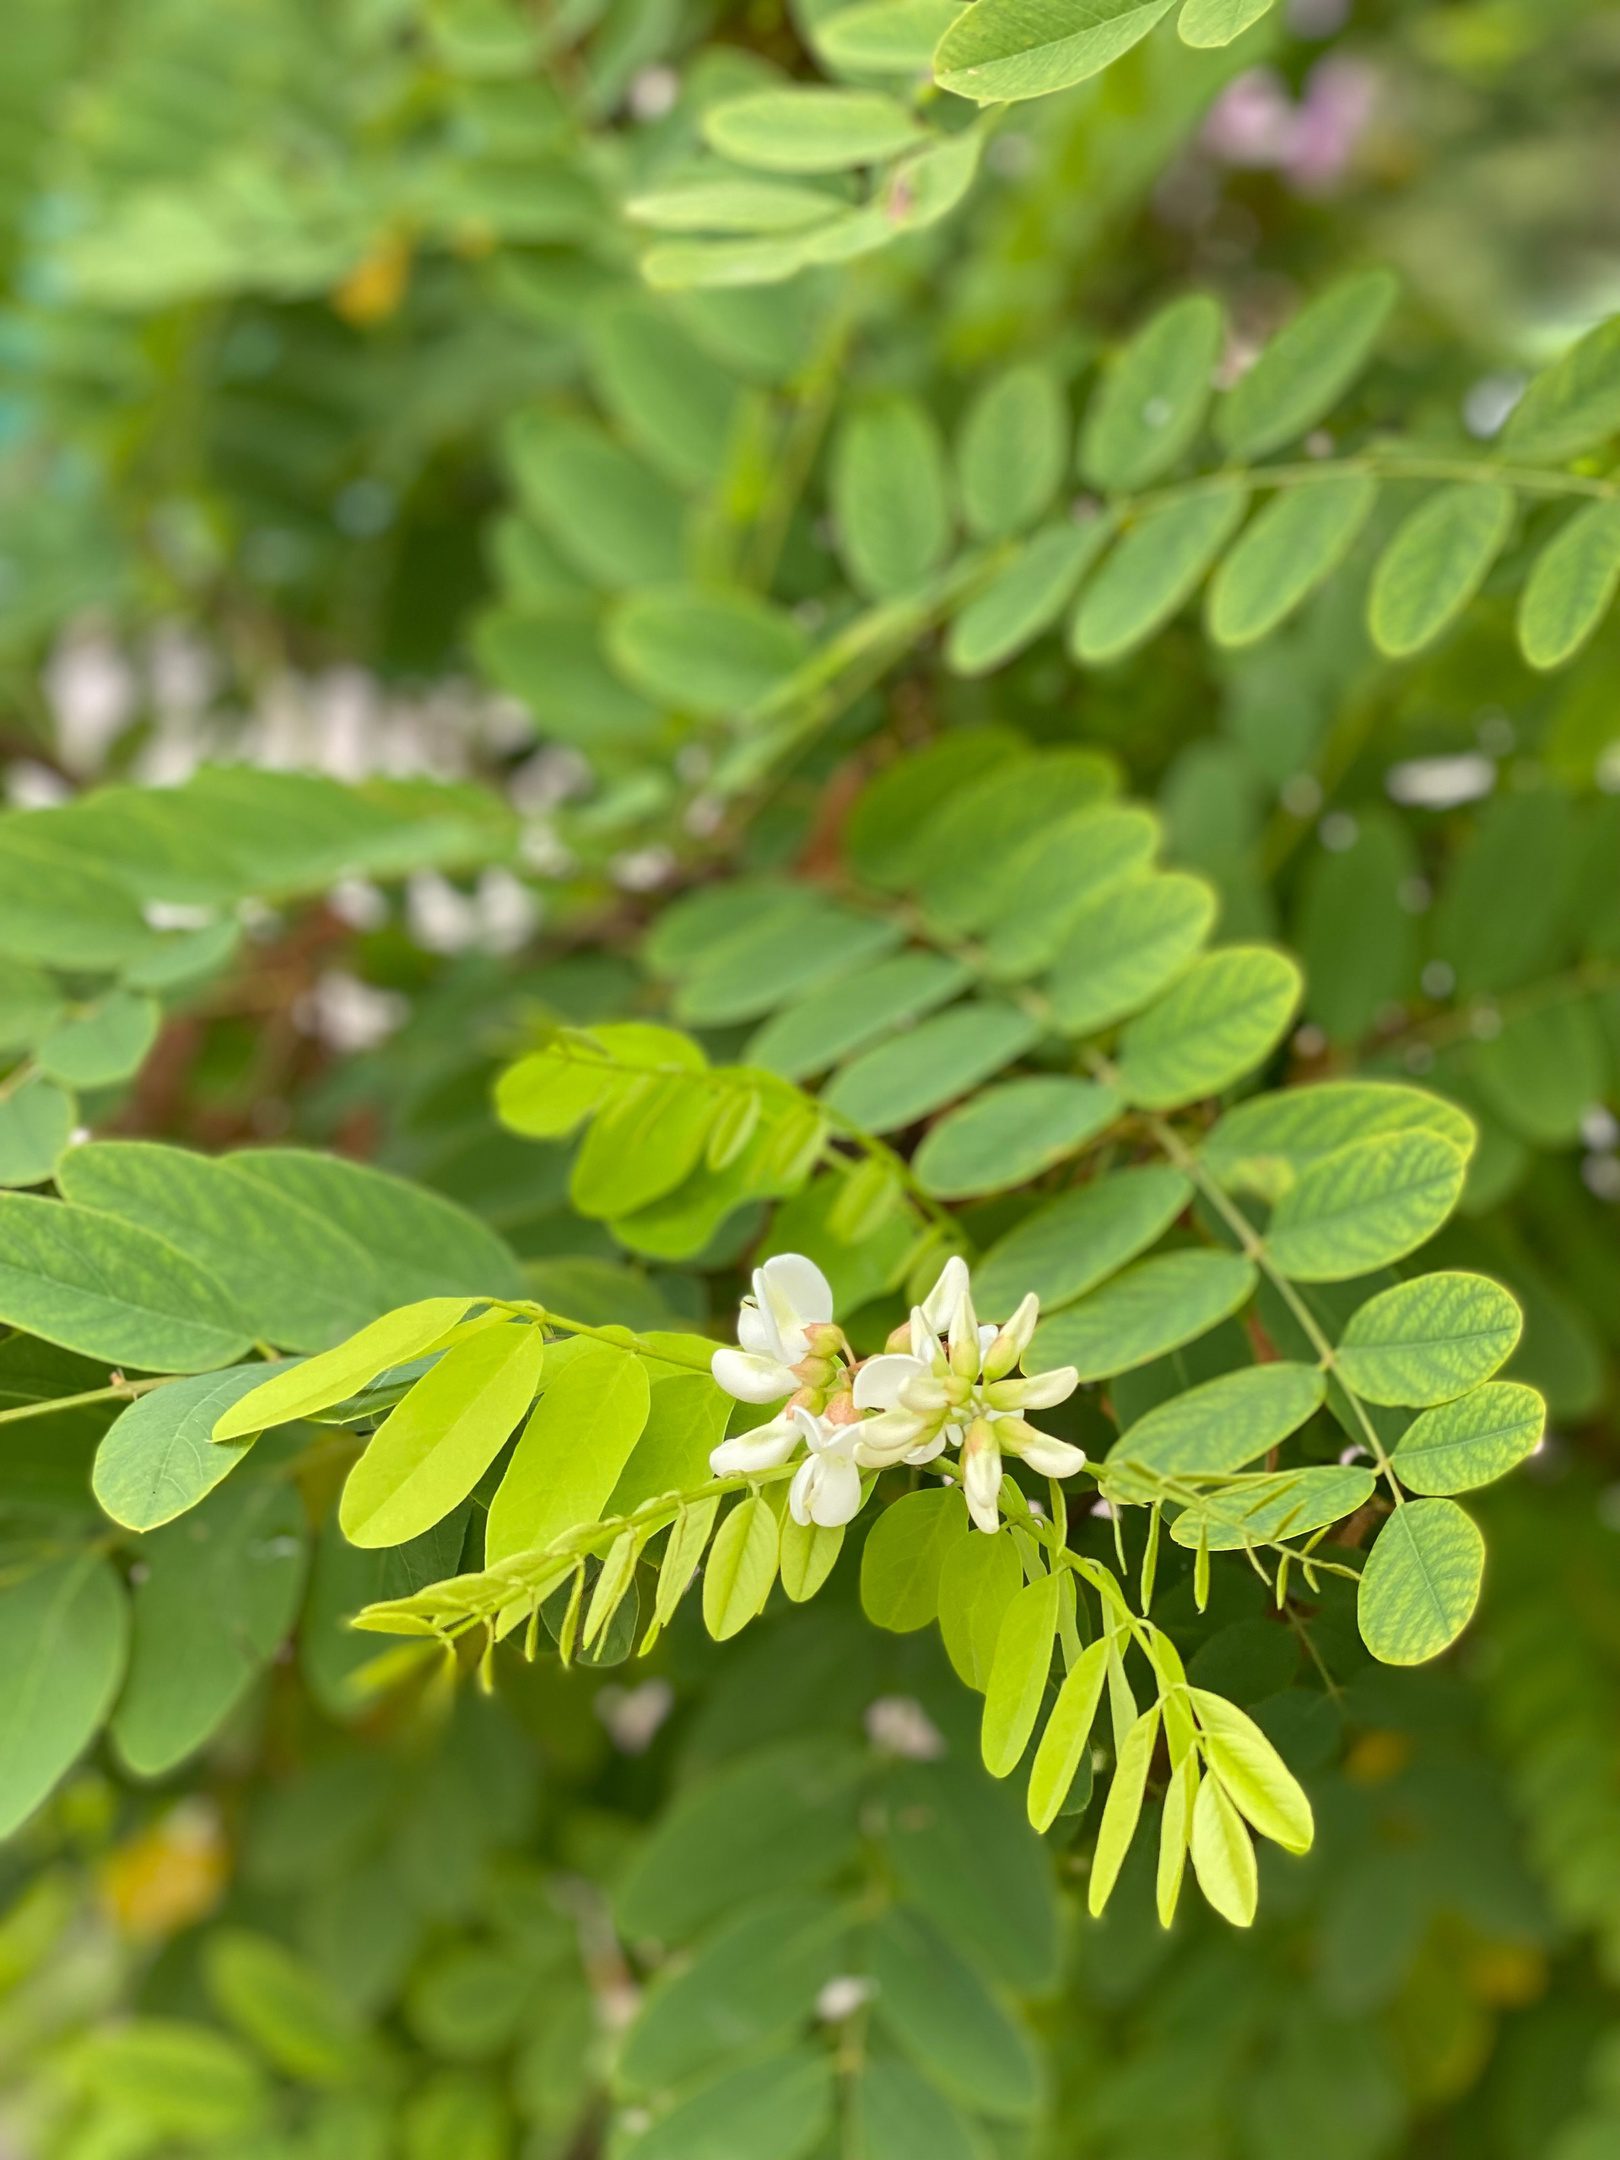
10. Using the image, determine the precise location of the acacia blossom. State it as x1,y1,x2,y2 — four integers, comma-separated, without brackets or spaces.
709,1252,1085,1532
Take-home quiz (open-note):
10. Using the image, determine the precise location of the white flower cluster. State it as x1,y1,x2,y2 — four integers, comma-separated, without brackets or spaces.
709,1253,1085,1534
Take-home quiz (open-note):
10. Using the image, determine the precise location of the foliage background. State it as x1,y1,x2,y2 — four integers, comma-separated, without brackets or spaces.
3,2,1620,2156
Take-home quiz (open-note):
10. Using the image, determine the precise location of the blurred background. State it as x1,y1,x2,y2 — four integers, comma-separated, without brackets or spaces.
3,2,1620,2155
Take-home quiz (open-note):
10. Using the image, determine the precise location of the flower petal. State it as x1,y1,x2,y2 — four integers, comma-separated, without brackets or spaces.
853,1353,927,1411
737,1301,779,1359
757,1253,834,1363
919,1254,970,1333
809,1455,864,1527
711,1346,796,1404
709,1416,801,1476
1010,1432,1087,1478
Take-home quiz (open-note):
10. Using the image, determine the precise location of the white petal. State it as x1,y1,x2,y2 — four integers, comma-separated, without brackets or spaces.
909,1308,940,1363
737,1301,779,1359
963,1442,1003,1533
809,1455,863,1528
853,1353,927,1411
709,1416,801,1476
977,1321,998,1356
1016,1366,1081,1411
788,1458,817,1527
920,1254,970,1333
757,1253,834,1361
1012,1433,1087,1478
853,1409,929,1467
711,1346,796,1404
904,1432,949,1466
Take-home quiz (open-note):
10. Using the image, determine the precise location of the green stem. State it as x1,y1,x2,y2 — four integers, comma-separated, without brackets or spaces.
0,1375,177,1428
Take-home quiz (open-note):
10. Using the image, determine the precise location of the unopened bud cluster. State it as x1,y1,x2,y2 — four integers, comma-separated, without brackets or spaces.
709,1253,1085,1533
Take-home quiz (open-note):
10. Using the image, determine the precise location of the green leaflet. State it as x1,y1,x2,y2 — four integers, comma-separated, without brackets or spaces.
587,296,740,489
0,955,66,1051
1178,0,1276,44
861,1488,969,1631
483,1340,649,1564
1336,1271,1522,1406
885,1756,1061,1990
854,2056,982,2160
673,904,900,1027
93,1364,282,1530
625,176,847,235
981,1573,1062,1776
1357,1496,1484,1664
1167,1464,1375,1550
1190,1775,1257,1926
1391,1381,1545,1495
1115,945,1302,1109
977,803,1162,977
832,395,953,597
703,88,926,173
1367,482,1516,657
0,1552,128,1837
817,1,968,73
72,2022,266,2141
934,0,1178,104
1201,1079,1475,1200
342,1325,545,1549
1517,500,1620,669
914,1077,1119,1197
206,1932,370,2088
36,991,159,1089
823,1001,1042,1132
1103,1363,1326,1499
866,1904,1042,2118
58,1141,386,1352
957,361,1069,538
937,1530,1023,1688
779,1513,845,1604
213,1300,475,1441
569,1073,719,1219
631,2051,837,2160
113,1474,307,1776
620,1896,847,2094
1501,315,1620,462
1295,812,1419,1046
1265,1131,1467,1281
702,1495,781,1639
0,1074,73,1189
1070,481,1249,665
605,1362,732,1516
1089,1704,1160,1914
1080,294,1224,492
616,1738,866,1939
1030,1250,1257,1379
1217,269,1399,460
946,518,1105,675
606,586,809,716
1471,993,1610,1148
223,1148,524,1310
0,838,148,970
748,953,972,1081
907,749,1120,927
0,1193,252,1373
1027,1636,1109,1832
507,414,685,588
973,1163,1192,1317
1189,1690,1312,1852
1046,870,1218,1035
1206,473,1378,647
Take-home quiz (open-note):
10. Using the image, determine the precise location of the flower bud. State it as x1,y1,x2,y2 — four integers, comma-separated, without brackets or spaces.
983,1364,1079,1413
980,1292,1041,1381
961,1417,1003,1534
1004,1426,1087,1479
948,1289,981,1381
919,1254,970,1333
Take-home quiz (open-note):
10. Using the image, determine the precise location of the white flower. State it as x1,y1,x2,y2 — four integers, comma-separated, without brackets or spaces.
788,1412,865,1529
711,1253,835,1404
708,1409,803,1478
848,1262,1084,1532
